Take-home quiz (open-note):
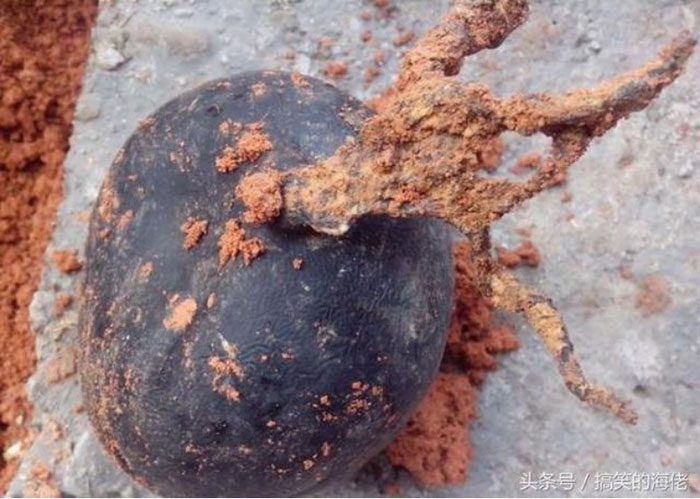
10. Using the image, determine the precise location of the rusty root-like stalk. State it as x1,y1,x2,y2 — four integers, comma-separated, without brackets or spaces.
237,0,695,424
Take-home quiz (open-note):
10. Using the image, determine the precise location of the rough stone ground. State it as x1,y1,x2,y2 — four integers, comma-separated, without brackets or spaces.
7,0,700,497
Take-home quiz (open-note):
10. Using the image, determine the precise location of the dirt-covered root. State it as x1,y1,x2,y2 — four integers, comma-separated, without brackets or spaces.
235,0,695,424
490,271,637,424
396,0,529,90
237,32,694,238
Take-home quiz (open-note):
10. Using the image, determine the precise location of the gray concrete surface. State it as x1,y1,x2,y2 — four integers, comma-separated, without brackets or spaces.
6,0,700,497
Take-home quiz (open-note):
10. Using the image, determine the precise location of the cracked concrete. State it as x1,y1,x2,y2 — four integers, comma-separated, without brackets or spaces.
6,0,700,497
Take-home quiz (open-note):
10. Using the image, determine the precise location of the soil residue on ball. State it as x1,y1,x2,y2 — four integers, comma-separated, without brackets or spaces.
180,217,209,250
215,122,272,173
163,297,198,332
0,0,96,492
217,219,266,267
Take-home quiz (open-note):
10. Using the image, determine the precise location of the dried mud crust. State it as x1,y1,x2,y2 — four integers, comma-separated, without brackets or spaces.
0,0,96,492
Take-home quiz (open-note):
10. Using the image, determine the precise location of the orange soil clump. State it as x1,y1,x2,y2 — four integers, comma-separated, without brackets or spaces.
251,82,267,98
393,31,416,48
0,0,96,492
215,123,272,173
511,151,541,175
22,463,60,498
387,241,519,487
53,293,73,319
324,61,349,80
180,217,208,250
635,276,672,316
236,169,284,224
496,239,541,268
209,355,244,379
163,297,198,332
208,355,245,403
217,219,266,267
51,249,83,274
291,72,311,89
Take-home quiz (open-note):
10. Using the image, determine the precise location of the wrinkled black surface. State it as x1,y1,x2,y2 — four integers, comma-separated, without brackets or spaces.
81,71,454,497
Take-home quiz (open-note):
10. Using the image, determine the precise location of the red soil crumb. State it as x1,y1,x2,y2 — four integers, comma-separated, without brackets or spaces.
511,151,542,175
292,258,304,270
496,240,541,268
361,30,373,44
208,356,244,402
365,67,382,85
53,294,73,319
393,30,416,47
163,297,198,332
217,219,266,267
50,250,83,275
22,464,60,498
291,72,311,88
218,120,243,136
180,217,208,250
0,3,95,489
387,241,519,487
215,123,272,173
235,171,284,224
97,183,119,224
251,82,267,98
240,238,265,266
45,349,77,385
324,61,349,80
373,0,390,9
635,276,672,316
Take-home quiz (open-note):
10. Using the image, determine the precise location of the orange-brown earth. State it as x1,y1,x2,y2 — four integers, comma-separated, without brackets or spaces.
0,0,97,492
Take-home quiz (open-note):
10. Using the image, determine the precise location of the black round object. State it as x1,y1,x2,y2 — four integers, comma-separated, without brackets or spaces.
80,71,454,497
